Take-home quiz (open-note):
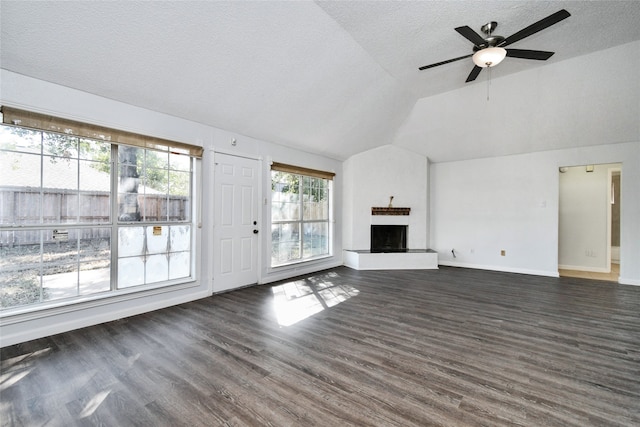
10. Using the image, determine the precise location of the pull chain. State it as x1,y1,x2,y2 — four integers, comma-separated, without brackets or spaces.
487,66,492,101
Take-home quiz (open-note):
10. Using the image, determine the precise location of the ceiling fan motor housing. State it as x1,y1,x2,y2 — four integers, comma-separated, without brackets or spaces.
473,35,505,51
474,22,505,51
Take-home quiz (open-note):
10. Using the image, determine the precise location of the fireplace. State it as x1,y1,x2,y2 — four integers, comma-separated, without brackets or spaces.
371,225,407,252
344,205,437,270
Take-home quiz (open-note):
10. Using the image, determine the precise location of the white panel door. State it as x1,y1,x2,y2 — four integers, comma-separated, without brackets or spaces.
213,153,260,292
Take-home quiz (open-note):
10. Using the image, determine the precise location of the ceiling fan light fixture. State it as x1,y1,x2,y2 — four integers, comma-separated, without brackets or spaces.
472,47,507,68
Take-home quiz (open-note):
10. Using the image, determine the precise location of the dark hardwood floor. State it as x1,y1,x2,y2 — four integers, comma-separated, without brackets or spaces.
2,266,639,426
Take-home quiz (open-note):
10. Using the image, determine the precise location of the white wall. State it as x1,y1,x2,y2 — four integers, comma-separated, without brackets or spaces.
0,70,342,346
558,163,620,272
431,142,640,285
343,145,428,250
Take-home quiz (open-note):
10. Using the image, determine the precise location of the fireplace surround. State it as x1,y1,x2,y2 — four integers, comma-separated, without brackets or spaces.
343,205,438,270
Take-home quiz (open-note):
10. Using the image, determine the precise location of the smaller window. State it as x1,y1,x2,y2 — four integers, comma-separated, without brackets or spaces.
271,165,332,267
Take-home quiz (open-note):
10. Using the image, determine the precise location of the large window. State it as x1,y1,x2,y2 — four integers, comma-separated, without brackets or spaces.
0,109,200,312
271,163,333,266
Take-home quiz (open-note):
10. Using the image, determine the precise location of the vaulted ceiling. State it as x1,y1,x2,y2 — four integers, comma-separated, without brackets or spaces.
2,1,639,161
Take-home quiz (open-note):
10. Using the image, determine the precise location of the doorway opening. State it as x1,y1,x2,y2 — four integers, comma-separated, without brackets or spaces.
558,163,621,282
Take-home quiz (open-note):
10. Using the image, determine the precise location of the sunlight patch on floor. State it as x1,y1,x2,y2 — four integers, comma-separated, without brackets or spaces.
0,347,52,392
271,272,359,327
79,390,111,419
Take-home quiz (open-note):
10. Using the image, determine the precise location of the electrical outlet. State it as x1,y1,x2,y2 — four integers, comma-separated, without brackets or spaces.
500,250,506,256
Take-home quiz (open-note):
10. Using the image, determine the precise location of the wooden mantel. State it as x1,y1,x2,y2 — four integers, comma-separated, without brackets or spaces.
371,207,411,216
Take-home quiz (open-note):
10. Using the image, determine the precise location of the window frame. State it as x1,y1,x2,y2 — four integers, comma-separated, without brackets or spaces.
270,166,333,267
0,118,201,316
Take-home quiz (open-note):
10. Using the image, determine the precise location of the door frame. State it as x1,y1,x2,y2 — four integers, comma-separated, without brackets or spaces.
607,167,622,275
212,149,263,292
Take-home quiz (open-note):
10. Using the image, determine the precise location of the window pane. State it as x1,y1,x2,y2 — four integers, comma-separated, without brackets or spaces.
144,167,169,194
42,230,79,301
169,172,190,221
79,230,110,295
303,178,328,220
79,159,111,192
169,251,190,280
119,226,144,257
79,157,111,224
117,146,142,222
118,191,141,222
79,266,110,296
145,149,169,170
169,171,190,197
79,138,110,162
0,152,42,225
79,229,110,262
140,194,167,222
43,132,78,158
302,222,329,259
169,152,191,171
271,172,300,222
0,151,42,187
79,192,110,224
146,254,169,284
42,156,78,190
0,230,42,308
170,225,191,252
43,156,79,223
146,225,168,254
0,126,41,153
118,257,144,288
271,222,300,265
272,199,300,221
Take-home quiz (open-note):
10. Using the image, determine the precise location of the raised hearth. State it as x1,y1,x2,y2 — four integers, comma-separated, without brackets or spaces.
343,204,438,270
344,249,438,270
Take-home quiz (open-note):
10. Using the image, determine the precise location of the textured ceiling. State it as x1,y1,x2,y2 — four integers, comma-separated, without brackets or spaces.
1,1,639,161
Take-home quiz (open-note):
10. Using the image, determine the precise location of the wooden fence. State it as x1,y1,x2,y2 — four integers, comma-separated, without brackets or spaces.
0,187,188,246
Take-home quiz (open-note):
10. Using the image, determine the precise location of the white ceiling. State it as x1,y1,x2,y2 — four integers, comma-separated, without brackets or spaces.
1,1,639,161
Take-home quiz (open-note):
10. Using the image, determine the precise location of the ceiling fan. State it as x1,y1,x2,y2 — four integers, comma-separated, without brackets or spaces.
419,9,571,82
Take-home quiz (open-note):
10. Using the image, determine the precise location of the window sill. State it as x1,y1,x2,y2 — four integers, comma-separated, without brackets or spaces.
269,254,333,270
0,278,199,326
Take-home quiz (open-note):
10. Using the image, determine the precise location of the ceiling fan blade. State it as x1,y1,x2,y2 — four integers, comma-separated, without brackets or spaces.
465,66,482,82
455,26,486,47
419,54,473,70
499,9,570,47
506,48,555,60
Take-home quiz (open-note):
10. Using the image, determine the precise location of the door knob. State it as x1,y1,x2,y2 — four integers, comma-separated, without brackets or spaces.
253,229,259,234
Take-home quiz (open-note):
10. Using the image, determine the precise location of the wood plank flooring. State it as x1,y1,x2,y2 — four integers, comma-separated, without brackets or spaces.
2,266,639,426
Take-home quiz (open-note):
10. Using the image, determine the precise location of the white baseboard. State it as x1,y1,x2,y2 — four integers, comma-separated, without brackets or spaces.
438,260,560,278
619,277,640,286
